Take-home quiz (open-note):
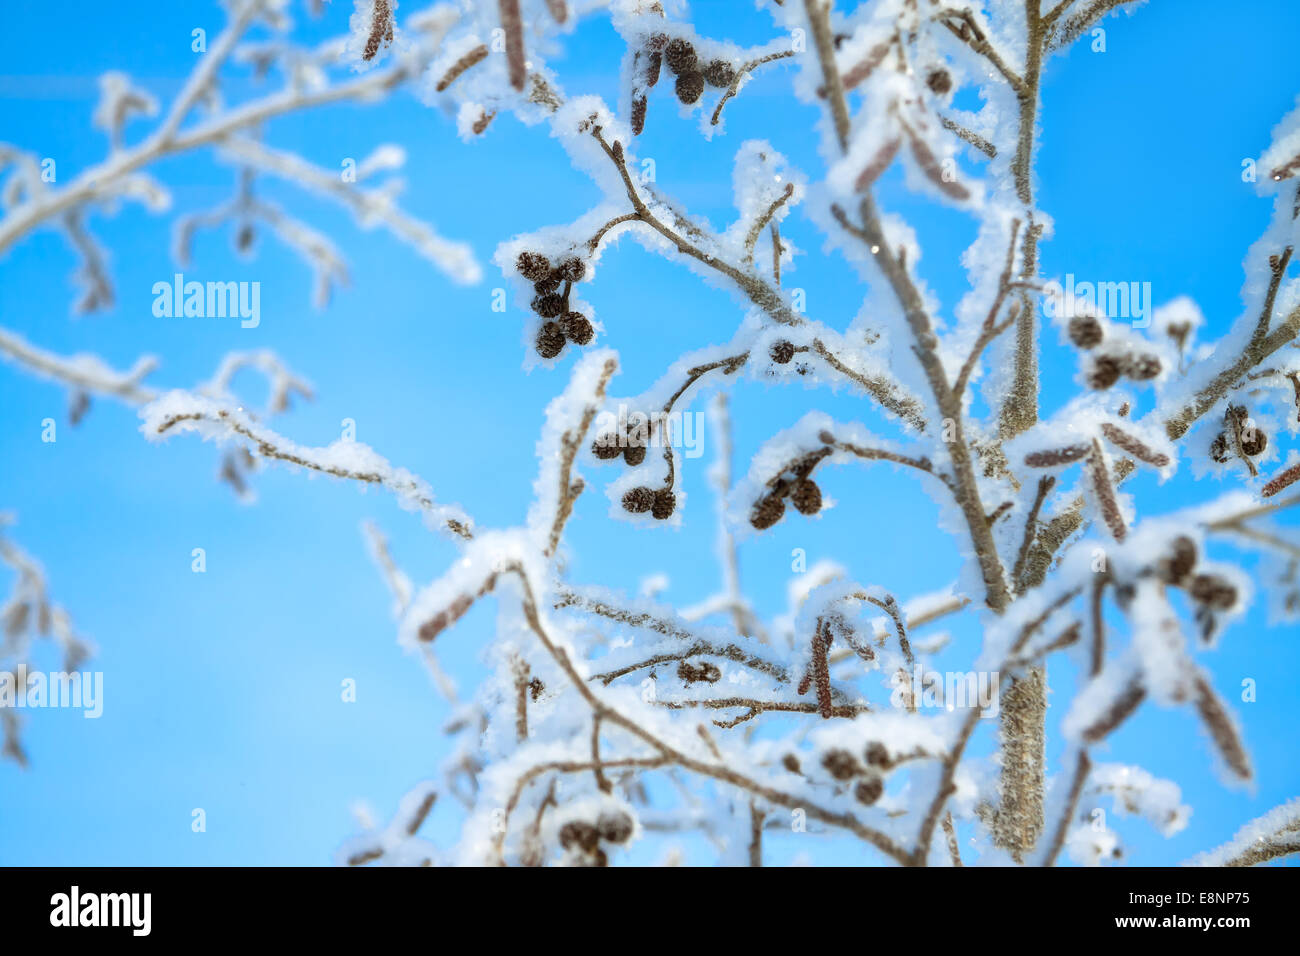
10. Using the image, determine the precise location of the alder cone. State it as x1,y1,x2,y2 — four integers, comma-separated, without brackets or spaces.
531,292,565,318
702,59,735,87
1189,573,1238,610
1087,354,1123,390
770,340,795,364
560,311,593,345
1068,314,1105,349
535,322,565,359
750,494,785,529
925,68,952,95
675,71,705,105
1157,535,1198,585
622,487,654,513
557,257,586,282
516,251,551,281
1126,353,1163,380
592,434,621,459
791,479,822,515
665,38,697,75
854,777,883,805
651,489,676,520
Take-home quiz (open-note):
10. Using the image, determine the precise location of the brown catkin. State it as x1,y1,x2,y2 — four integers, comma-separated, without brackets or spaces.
1081,677,1146,743
1262,461,1300,497
631,94,647,136
362,0,395,61
855,137,901,192
644,51,662,88
1193,674,1252,781
1089,442,1127,541
812,624,833,719
498,0,527,91
1100,422,1171,467
435,44,489,91
905,129,970,200
1024,443,1090,468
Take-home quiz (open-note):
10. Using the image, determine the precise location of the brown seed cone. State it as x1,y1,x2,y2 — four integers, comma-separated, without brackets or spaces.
770,340,795,364
821,749,860,781
559,821,601,853
1240,429,1268,457
675,71,705,104
1125,353,1162,380
750,494,785,529
665,38,696,75
1189,573,1237,611
560,311,593,345
1086,354,1123,390
516,251,551,281
597,812,634,844
791,479,822,515
854,777,884,805
591,434,622,459
1068,314,1105,349
535,322,565,359
1209,432,1231,463
531,292,565,318
864,741,892,768
623,443,646,467
702,59,736,87
558,257,586,282
533,275,561,295
1156,535,1198,585
925,68,952,95
651,489,676,520
622,487,655,513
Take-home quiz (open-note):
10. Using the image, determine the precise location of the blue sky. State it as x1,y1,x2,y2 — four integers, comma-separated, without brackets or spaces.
1,0,1297,865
